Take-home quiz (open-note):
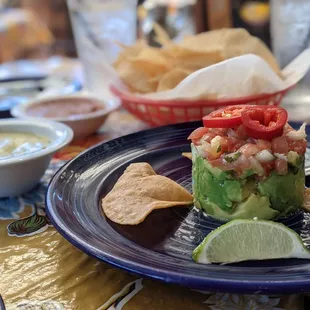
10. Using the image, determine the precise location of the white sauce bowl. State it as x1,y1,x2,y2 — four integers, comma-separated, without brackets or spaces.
0,119,73,197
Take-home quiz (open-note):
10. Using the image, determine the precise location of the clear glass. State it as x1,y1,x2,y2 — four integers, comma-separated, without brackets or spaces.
67,0,138,98
270,0,310,68
270,0,310,123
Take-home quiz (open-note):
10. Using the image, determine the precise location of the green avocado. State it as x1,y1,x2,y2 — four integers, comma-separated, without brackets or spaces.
191,142,305,221
193,155,258,214
258,162,305,215
225,179,256,202
202,169,233,212
192,142,304,220
192,145,228,181
196,194,279,221
287,151,301,167
239,169,256,179
193,156,231,212
204,159,228,181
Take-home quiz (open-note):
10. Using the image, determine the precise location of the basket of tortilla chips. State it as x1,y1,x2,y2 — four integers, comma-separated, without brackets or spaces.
110,28,309,126
110,85,289,126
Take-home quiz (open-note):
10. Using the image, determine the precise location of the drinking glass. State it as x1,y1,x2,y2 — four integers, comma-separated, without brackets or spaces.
270,0,310,68
67,0,138,98
270,0,310,122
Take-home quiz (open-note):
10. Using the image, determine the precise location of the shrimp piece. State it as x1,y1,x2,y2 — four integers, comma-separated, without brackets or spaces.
237,143,261,157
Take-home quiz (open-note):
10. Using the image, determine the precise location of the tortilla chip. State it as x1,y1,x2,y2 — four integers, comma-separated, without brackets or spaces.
102,163,193,225
113,27,282,93
130,47,171,68
303,188,310,212
220,28,282,78
182,152,192,160
172,54,223,72
177,28,282,77
114,45,173,93
114,39,147,58
114,60,159,93
157,68,190,92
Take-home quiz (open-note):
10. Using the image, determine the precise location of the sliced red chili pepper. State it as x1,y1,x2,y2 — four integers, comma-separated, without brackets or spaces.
202,105,256,128
241,106,288,141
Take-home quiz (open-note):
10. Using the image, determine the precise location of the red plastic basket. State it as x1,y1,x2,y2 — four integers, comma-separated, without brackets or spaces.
110,84,293,126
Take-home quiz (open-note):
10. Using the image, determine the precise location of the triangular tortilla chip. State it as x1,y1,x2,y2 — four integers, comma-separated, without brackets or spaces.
182,152,192,160
102,163,193,225
303,188,310,212
157,68,190,92
176,28,282,78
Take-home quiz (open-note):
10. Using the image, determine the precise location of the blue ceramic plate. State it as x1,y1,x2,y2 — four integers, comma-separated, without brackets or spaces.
47,121,310,294
0,295,5,310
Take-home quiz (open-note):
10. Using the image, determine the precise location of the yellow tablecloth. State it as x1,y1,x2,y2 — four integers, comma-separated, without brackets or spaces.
0,111,306,309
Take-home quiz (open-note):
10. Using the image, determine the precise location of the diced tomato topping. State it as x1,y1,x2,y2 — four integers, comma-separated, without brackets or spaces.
210,158,228,170
193,105,306,177
261,161,275,176
202,132,217,143
210,158,235,171
236,124,248,139
275,158,288,175
287,138,307,155
256,139,272,151
208,127,228,136
234,155,252,172
271,136,289,154
216,136,243,153
233,141,246,152
237,143,261,157
210,154,251,173
188,127,209,140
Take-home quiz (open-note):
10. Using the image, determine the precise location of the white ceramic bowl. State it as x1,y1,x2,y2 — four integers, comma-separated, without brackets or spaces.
11,93,121,139
0,119,73,197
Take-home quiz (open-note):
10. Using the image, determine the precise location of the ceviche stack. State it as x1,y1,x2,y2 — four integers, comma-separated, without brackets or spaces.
188,105,307,221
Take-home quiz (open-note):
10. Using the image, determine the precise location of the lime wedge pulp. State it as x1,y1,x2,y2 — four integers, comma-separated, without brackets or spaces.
193,219,310,264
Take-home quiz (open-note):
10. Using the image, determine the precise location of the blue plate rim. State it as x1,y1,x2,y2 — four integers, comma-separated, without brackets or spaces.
0,295,5,310
46,120,310,294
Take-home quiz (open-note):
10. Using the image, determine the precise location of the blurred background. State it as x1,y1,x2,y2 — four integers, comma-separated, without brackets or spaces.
0,0,309,121
0,0,274,62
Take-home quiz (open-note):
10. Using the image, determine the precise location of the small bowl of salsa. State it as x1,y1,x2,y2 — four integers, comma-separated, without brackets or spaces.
11,93,120,138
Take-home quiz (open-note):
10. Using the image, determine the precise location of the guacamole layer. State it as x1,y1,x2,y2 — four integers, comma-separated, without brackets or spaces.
192,145,305,221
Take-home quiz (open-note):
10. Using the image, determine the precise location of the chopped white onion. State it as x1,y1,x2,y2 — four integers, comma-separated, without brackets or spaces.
196,144,208,158
224,152,242,164
249,156,265,176
247,137,256,144
287,122,307,140
274,153,287,161
227,128,239,138
191,144,198,160
202,140,212,151
234,154,250,167
255,150,275,163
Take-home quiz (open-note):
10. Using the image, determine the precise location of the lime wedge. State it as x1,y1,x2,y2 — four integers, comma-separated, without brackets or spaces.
193,219,310,264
